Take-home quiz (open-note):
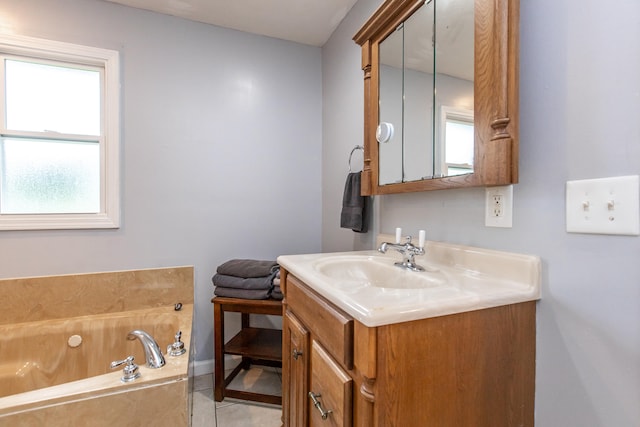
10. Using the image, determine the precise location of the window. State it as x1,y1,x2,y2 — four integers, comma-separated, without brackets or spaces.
440,106,474,177
0,34,120,230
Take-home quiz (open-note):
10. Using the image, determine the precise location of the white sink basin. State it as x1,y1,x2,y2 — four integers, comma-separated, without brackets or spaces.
277,239,541,327
313,255,448,289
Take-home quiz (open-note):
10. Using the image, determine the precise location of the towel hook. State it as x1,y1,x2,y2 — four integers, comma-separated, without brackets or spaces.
348,145,364,173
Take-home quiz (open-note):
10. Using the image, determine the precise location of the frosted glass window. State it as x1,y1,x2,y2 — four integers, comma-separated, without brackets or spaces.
0,33,120,230
1,138,100,214
5,60,101,135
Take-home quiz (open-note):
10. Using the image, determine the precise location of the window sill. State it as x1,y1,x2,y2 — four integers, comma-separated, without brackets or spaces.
0,212,120,231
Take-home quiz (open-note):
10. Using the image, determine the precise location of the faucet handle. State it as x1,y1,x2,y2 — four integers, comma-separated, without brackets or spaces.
110,355,134,369
110,355,141,382
167,330,186,357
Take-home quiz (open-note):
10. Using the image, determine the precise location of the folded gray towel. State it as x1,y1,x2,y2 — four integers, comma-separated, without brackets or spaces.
271,285,283,301
216,259,278,278
212,273,274,290
213,287,271,300
340,172,368,233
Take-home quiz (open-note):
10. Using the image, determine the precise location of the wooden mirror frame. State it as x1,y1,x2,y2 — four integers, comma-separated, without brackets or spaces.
353,0,519,195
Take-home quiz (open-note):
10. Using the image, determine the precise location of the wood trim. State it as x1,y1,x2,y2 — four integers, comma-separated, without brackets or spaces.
353,321,376,426
361,41,373,196
353,0,426,44
353,321,376,380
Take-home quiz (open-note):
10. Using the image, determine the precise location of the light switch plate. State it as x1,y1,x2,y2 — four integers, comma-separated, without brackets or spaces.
566,175,639,235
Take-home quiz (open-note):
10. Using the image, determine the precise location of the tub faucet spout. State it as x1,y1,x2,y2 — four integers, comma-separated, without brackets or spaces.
127,329,166,368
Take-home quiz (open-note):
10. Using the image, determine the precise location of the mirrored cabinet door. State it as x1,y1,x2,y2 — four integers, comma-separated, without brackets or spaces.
434,0,474,178
403,3,435,182
378,3,436,185
378,25,404,185
354,0,519,195
377,0,474,186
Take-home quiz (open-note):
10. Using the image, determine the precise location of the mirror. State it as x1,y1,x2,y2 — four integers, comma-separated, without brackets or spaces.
378,3,437,184
354,0,519,194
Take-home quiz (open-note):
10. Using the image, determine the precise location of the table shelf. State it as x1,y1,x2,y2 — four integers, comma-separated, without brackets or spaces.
225,327,283,361
212,297,283,405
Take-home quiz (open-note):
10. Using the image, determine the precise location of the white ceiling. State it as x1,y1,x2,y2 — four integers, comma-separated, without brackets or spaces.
101,0,359,46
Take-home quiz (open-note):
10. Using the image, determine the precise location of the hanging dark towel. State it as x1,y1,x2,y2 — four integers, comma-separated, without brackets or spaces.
340,172,368,233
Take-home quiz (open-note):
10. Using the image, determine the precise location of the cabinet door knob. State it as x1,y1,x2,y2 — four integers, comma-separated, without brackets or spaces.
292,349,303,360
308,391,333,420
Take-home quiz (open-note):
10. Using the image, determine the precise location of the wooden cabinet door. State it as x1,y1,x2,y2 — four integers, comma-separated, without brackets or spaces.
309,340,353,427
283,310,310,427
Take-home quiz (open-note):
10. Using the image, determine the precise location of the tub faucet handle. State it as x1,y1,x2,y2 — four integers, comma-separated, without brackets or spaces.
167,330,186,357
110,355,141,382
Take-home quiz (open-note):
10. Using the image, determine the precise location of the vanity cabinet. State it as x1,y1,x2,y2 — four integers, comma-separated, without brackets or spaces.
281,269,536,427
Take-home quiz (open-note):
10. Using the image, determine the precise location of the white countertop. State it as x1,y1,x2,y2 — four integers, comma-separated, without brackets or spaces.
277,240,541,327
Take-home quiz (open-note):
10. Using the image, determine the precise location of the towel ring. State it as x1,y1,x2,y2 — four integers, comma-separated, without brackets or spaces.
348,145,364,173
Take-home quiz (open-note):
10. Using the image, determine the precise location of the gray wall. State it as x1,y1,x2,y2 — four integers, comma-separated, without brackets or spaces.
323,0,640,425
0,0,322,367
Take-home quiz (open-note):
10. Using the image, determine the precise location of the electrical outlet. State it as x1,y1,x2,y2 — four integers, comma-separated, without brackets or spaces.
485,185,513,228
491,194,504,217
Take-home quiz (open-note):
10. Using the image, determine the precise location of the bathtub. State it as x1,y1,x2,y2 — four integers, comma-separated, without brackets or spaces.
0,266,194,426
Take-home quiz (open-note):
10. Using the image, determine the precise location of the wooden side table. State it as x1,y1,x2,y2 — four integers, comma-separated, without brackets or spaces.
212,296,283,405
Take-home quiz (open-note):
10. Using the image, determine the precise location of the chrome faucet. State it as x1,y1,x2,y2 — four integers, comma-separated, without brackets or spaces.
378,230,426,272
127,329,166,368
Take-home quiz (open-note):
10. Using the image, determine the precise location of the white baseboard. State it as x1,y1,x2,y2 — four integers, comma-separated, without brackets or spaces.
193,355,244,377
193,358,214,377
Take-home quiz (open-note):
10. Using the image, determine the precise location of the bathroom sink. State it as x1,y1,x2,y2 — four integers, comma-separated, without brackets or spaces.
277,240,541,327
313,255,448,289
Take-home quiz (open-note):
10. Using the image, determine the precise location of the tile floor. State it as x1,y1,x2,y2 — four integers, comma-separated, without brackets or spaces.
191,363,283,427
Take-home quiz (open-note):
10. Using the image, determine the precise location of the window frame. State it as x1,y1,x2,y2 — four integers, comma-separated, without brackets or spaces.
0,34,120,230
438,105,474,177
